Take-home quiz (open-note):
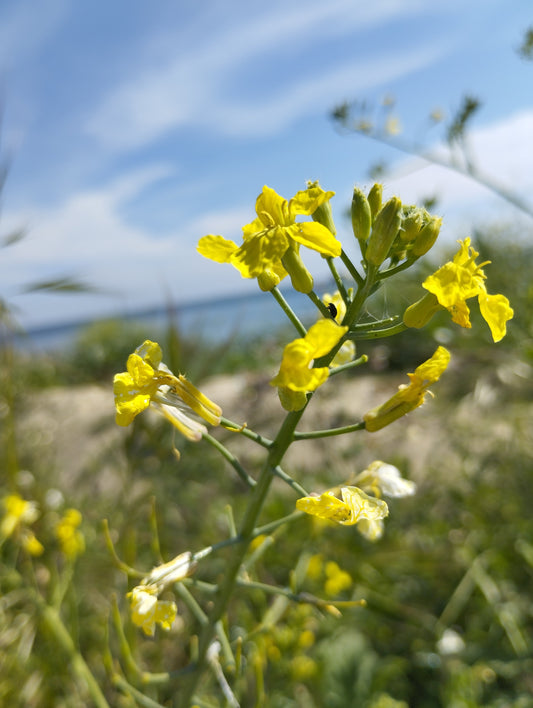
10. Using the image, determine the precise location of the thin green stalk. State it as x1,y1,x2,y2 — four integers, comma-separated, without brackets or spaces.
377,258,417,279
325,256,349,302
202,432,256,487
178,405,310,706
270,286,307,336
340,249,364,286
328,355,368,376
271,465,309,496
348,321,408,340
220,417,273,448
293,421,365,440
306,289,332,319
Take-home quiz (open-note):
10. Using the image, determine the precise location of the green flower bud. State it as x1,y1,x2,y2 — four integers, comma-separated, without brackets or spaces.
400,206,424,243
367,183,383,221
403,292,443,328
411,216,442,257
351,186,372,244
312,200,336,236
257,269,281,292
278,387,307,411
365,196,402,267
282,247,314,293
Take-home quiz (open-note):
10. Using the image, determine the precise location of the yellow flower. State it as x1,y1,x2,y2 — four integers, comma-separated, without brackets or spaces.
127,552,195,637
113,340,221,440
1,494,39,538
270,319,348,410
324,561,352,596
1,494,44,556
364,346,450,432
56,509,85,559
296,486,389,526
422,238,513,342
197,184,341,288
128,586,177,637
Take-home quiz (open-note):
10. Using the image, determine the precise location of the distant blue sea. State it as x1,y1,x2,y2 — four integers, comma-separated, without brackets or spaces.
14,284,332,353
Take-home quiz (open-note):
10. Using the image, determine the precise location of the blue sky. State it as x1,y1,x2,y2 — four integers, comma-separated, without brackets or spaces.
1,0,532,329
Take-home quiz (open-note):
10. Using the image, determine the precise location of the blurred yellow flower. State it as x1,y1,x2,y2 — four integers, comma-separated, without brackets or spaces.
114,340,221,440
364,346,450,431
271,320,348,410
324,561,352,596
56,509,85,559
1,494,43,554
296,486,388,526
127,552,195,637
197,184,341,286
1,494,39,538
423,238,513,342
128,585,177,637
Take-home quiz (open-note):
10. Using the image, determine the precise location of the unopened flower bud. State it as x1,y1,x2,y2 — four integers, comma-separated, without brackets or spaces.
257,269,281,292
312,198,337,236
351,187,372,244
400,207,424,243
367,183,383,221
282,247,314,293
403,292,443,328
411,216,442,257
365,196,402,267
278,386,308,411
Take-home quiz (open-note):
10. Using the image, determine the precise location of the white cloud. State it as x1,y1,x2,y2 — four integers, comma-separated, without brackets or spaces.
1,166,255,328
85,0,441,150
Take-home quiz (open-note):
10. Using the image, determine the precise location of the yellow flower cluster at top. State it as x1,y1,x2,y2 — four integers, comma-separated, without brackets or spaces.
198,184,341,293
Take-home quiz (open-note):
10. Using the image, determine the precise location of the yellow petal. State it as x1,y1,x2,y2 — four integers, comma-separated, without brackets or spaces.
256,186,291,227
197,235,239,263
478,292,514,342
289,185,335,216
293,221,342,257
304,319,347,358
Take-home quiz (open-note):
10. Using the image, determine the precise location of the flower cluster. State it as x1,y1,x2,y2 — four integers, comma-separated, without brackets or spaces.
197,184,341,292
270,319,347,411
404,238,513,341
114,340,222,445
55,509,85,559
128,552,196,637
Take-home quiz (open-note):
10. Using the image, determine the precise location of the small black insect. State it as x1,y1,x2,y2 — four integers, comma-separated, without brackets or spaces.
327,302,338,319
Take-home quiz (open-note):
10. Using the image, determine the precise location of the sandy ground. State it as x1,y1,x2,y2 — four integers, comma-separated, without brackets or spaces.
17,369,483,503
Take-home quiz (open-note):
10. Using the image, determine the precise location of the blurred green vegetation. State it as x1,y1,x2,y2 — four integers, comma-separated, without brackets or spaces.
1,229,532,706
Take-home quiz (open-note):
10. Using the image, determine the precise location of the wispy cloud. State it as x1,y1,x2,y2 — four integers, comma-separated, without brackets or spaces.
85,0,442,151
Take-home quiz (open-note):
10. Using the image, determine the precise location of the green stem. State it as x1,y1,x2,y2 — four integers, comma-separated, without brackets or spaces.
178,406,309,706
348,322,408,340
328,355,368,377
202,432,256,487
377,258,417,279
340,249,364,287
271,465,308,496
306,289,333,319
293,421,365,440
270,286,307,336
220,417,273,448
325,256,349,303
